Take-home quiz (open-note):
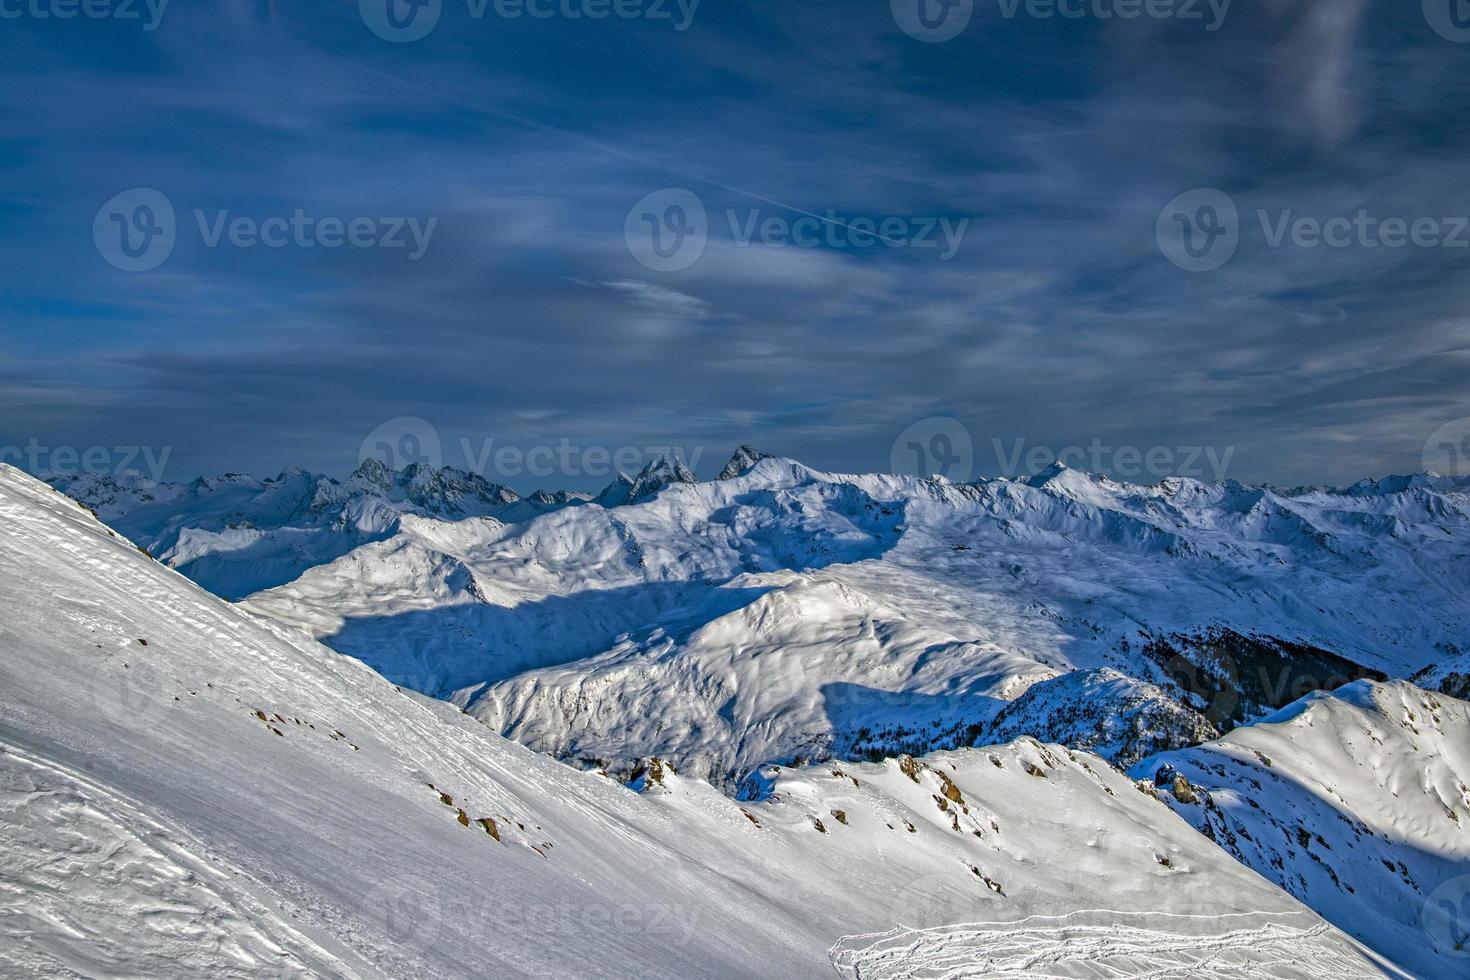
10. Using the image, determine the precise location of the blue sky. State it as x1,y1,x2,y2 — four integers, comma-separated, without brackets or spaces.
3,0,1469,489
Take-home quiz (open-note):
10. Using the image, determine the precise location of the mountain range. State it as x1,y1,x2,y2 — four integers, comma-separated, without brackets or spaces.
0,463,1430,977
23,449,1470,975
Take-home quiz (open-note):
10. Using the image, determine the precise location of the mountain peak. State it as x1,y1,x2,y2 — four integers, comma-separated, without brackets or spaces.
593,472,636,508
594,455,699,508
349,457,394,489
628,454,698,502
1024,459,1072,487
718,445,775,480
636,452,697,482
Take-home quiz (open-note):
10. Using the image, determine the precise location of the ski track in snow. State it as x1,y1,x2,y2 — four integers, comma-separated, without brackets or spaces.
0,742,367,980
829,911,1389,979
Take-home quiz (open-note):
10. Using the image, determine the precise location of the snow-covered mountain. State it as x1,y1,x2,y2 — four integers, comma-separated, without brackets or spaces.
1133,681,1470,977
46,462,590,599
241,451,1470,796
1,463,1400,978
44,453,720,600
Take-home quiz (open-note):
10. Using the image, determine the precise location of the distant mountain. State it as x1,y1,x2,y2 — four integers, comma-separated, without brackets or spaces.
43,451,730,599
238,453,1470,801
46,462,587,598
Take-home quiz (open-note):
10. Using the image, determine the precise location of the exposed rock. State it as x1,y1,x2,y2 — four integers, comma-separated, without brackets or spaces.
717,446,775,480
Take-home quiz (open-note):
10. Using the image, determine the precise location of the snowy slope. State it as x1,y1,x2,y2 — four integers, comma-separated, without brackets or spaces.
0,464,1393,978
474,575,1051,793
1133,681,1470,978
244,453,1470,789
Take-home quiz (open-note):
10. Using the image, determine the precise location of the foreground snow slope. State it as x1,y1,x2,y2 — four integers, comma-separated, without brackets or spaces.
0,465,1394,977
245,455,1470,789
1135,681,1470,978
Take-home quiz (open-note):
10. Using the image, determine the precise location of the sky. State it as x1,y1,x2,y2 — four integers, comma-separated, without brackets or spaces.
3,0,1470,491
